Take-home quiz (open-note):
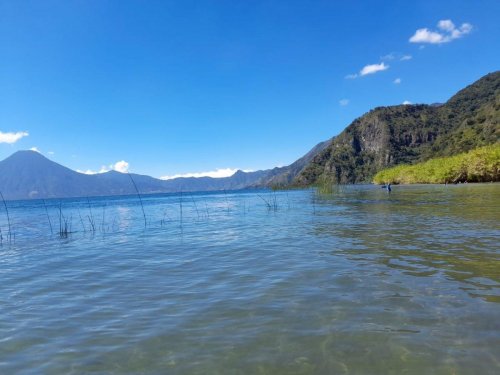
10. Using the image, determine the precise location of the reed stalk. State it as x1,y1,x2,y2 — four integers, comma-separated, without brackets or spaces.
87,197,96,232
191,194,200,220
128,173,146,228
0,191,12,241
78,208,86,232
42,199,53,234
205,201,210,219
223,190,230,213
101,204,107,233
179,191,183,228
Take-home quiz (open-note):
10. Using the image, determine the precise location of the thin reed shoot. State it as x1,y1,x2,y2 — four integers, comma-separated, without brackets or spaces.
128,173,147,227
0,191,12,241
43,199,53,234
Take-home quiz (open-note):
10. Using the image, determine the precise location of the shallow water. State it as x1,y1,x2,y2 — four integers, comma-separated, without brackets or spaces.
1,184,499,374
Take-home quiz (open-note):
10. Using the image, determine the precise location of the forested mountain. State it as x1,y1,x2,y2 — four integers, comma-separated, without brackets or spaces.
296,71,500,184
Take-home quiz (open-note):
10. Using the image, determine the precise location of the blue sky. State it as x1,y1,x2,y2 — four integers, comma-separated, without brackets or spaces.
1,0,499,178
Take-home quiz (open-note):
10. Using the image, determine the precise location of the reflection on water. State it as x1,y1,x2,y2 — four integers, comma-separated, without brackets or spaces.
0,185,499,374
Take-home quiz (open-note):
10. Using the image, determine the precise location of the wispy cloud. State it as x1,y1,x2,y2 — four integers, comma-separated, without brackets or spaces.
360,62,389,76
29,147,40,152
402,100,412,105
0,131,29,144
47,151,55,155
382,52,412,62
77,160,130,175
394,78,402,84
409,19,472,44
339,99,349,106
161,168,252,180
346,62,389,79
381,52,396,61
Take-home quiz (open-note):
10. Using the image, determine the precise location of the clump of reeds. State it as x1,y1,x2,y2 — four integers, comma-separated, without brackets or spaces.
315,175,336,195
257,192,279,211
58,202,71,238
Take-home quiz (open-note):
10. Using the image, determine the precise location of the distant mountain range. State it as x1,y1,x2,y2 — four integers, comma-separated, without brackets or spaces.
1,71,498,200
0,138,331,200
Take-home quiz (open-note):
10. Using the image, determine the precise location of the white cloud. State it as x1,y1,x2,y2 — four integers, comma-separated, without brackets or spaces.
77,160,130,175
409,20,472,44
400,55,412,61
47,151,55,155
402,100,412,105
410,28,447,44
0,131,29,144
360,62,389,76
339,99,349,106
161,168,253,180
394,78,402,84
30,146,40,152
113,160,129,173
346,62,389,79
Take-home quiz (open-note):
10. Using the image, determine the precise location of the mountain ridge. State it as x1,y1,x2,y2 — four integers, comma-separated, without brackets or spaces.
0,137,328,200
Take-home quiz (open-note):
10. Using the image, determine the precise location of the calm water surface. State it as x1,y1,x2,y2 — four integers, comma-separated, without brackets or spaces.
1,185,499,374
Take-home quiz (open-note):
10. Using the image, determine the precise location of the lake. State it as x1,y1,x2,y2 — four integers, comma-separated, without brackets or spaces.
1,184,499,374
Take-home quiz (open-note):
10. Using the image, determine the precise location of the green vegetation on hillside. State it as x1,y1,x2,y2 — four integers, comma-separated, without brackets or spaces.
373,144,500,184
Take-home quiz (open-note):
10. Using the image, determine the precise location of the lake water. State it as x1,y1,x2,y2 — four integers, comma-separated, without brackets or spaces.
1,184,499,374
